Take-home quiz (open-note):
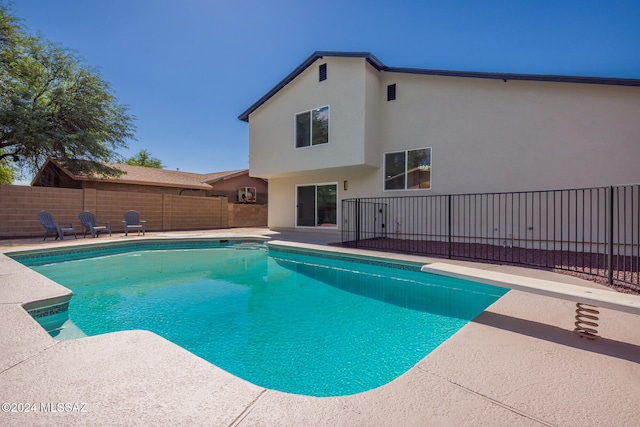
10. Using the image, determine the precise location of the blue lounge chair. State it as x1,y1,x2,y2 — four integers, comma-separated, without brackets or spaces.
37,210,77,241
122,210,146,236
79,211,111,238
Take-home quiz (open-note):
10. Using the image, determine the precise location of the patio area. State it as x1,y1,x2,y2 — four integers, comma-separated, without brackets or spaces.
1,228,639,426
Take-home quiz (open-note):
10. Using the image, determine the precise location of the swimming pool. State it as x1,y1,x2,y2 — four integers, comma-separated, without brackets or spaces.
13,240,507,397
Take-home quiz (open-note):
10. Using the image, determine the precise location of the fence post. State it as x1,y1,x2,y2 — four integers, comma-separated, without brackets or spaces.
608,186,614,285
448,194,452,259
355,199,361,248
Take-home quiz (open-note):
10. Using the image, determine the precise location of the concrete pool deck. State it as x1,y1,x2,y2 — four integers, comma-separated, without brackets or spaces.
1,228,639,426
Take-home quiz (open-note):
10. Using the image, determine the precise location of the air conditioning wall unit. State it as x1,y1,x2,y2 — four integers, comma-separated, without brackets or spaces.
238,187,257,203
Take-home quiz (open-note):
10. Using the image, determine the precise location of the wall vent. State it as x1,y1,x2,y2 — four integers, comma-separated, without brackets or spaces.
387,84,396,101
319,63,327,82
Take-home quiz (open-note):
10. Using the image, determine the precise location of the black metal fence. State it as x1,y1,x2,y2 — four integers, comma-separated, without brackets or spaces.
342,184,640,290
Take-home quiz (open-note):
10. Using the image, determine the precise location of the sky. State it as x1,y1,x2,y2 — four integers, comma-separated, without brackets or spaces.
9,0,640,175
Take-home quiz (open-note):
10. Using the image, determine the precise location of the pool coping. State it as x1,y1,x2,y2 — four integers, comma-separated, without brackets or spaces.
1,229,639,426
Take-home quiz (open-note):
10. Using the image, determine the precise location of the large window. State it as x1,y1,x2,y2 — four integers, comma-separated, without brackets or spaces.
295,106,329,148
384,147,431,190
296,183,337,227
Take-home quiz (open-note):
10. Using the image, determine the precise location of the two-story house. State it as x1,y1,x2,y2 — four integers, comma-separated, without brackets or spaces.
239,51,640,233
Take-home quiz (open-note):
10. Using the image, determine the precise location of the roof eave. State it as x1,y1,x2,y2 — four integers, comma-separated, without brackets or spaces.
203,169,249,184
384,66,640,87
70,175,213,190
238,51,640,123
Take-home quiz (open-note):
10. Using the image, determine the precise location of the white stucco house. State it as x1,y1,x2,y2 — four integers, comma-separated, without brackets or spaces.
239,51,640,234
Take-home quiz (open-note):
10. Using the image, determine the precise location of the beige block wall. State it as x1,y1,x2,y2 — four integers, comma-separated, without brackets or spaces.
168,196,228,231
0,186,84,238
228,204,268,228
0,185,254,238
93,190,164,232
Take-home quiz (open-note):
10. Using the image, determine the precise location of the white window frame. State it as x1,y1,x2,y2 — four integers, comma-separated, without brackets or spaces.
294,105,330,149
295,182,338,228
383,147,432,191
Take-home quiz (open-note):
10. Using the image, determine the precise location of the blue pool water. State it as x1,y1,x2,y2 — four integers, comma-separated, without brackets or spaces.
19,241,506,396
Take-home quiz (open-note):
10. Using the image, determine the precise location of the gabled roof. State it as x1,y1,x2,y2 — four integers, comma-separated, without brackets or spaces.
238,50,640,122
33,158,250,190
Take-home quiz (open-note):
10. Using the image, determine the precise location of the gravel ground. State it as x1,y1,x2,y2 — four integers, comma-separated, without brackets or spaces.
338,238,640,295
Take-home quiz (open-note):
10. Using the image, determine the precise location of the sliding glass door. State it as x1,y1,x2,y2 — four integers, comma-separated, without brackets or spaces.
296,185,316,227
296,183,337,228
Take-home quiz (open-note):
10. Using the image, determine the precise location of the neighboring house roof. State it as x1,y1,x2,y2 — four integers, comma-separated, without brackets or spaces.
200,169,253,184
32,158,251,190
238,51,640,122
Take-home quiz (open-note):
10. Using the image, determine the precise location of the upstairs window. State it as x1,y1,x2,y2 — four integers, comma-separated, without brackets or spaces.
384,147,431,190
295,106,329,148
319,63,327,81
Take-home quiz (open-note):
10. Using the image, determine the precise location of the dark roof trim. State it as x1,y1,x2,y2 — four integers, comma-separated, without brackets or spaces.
238,51,640,122
383,66,640,87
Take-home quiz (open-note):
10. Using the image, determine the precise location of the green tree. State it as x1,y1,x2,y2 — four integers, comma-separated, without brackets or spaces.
0,2,20,184
0,2,135,178
0,1,20,72
0,150,15,184
122,149,164,169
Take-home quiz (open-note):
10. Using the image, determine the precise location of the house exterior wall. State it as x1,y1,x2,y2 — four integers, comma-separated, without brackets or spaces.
249,57,376,178
206,175,269,204
364,63,382,167
377,73,640,195
247,56,640,230
266,178,294,229
265,167,378,229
